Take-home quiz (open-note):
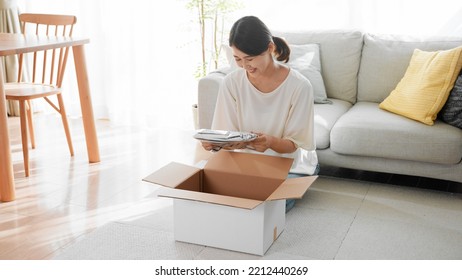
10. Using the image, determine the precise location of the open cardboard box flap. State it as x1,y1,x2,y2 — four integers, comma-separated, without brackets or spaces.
267,175,318,200
142,162,201,188
205,150,293,180
142,151,317,209
157,187,263,209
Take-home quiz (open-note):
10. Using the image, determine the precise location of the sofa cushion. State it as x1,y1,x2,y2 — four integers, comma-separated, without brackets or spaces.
379,47,462,125
314,98,352,149
439,71,462,129
358,33,462,103
272,30,363,104
330,102,462,164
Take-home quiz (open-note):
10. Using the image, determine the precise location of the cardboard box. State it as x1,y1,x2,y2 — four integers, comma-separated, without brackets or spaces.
142,150,317,255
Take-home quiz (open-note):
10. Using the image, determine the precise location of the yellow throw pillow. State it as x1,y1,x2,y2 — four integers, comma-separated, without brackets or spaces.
379,46,462,125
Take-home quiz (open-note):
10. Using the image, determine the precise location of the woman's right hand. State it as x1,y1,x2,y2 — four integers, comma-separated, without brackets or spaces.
223,142,247,150
201,141,225,152
201,141,215,151
201,141,247,152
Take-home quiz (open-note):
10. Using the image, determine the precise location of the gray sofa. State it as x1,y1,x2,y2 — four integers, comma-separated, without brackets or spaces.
196,30,462,183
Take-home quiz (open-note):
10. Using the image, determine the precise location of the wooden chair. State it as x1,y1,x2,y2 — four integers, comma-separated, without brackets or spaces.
5,13,77,177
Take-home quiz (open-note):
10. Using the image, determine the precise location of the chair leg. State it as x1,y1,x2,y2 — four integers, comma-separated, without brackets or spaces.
57,94,74,156
26,100,36,149
19,100,30,177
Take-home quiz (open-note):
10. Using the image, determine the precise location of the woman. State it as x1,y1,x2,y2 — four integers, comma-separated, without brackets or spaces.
203,16,319,211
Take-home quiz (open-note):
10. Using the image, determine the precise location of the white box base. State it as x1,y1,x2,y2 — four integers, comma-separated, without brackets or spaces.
173,199,286,255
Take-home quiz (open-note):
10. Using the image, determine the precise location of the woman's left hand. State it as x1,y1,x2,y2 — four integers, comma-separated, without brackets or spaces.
248,133,272,152
247,132,297,154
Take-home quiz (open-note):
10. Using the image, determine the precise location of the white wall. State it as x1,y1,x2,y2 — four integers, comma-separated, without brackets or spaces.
17,0,462,130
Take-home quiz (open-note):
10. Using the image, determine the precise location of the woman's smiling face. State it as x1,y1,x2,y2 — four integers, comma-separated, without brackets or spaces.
231,44,274,78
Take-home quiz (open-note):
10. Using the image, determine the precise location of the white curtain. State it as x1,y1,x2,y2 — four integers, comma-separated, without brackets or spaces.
20,0,200,130
0,0,21,116
18,0,462,130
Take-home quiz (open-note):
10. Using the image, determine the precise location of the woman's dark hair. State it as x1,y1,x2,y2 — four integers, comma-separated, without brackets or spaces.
229,16,290,63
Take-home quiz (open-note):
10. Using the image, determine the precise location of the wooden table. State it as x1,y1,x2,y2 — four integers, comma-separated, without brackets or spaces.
0,33,100,202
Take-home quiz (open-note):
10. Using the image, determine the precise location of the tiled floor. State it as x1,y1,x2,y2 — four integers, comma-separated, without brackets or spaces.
1,114,461,260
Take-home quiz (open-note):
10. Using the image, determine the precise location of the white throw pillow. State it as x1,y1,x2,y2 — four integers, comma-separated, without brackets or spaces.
222,43,330,104
285,44,330,104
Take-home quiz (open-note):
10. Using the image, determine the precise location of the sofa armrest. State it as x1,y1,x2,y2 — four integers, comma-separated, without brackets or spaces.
197,67,232,129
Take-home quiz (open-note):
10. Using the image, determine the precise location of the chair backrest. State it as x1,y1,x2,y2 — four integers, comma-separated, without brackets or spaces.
17,13,77,88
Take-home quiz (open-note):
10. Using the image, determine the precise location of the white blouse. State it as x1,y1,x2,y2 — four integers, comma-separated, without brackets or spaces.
211,68,318,175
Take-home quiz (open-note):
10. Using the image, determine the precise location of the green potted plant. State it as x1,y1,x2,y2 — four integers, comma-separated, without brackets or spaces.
186,0,243,78
186,0,243,129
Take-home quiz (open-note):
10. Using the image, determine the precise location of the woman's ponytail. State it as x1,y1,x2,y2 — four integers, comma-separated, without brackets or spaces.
272,36,290,63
